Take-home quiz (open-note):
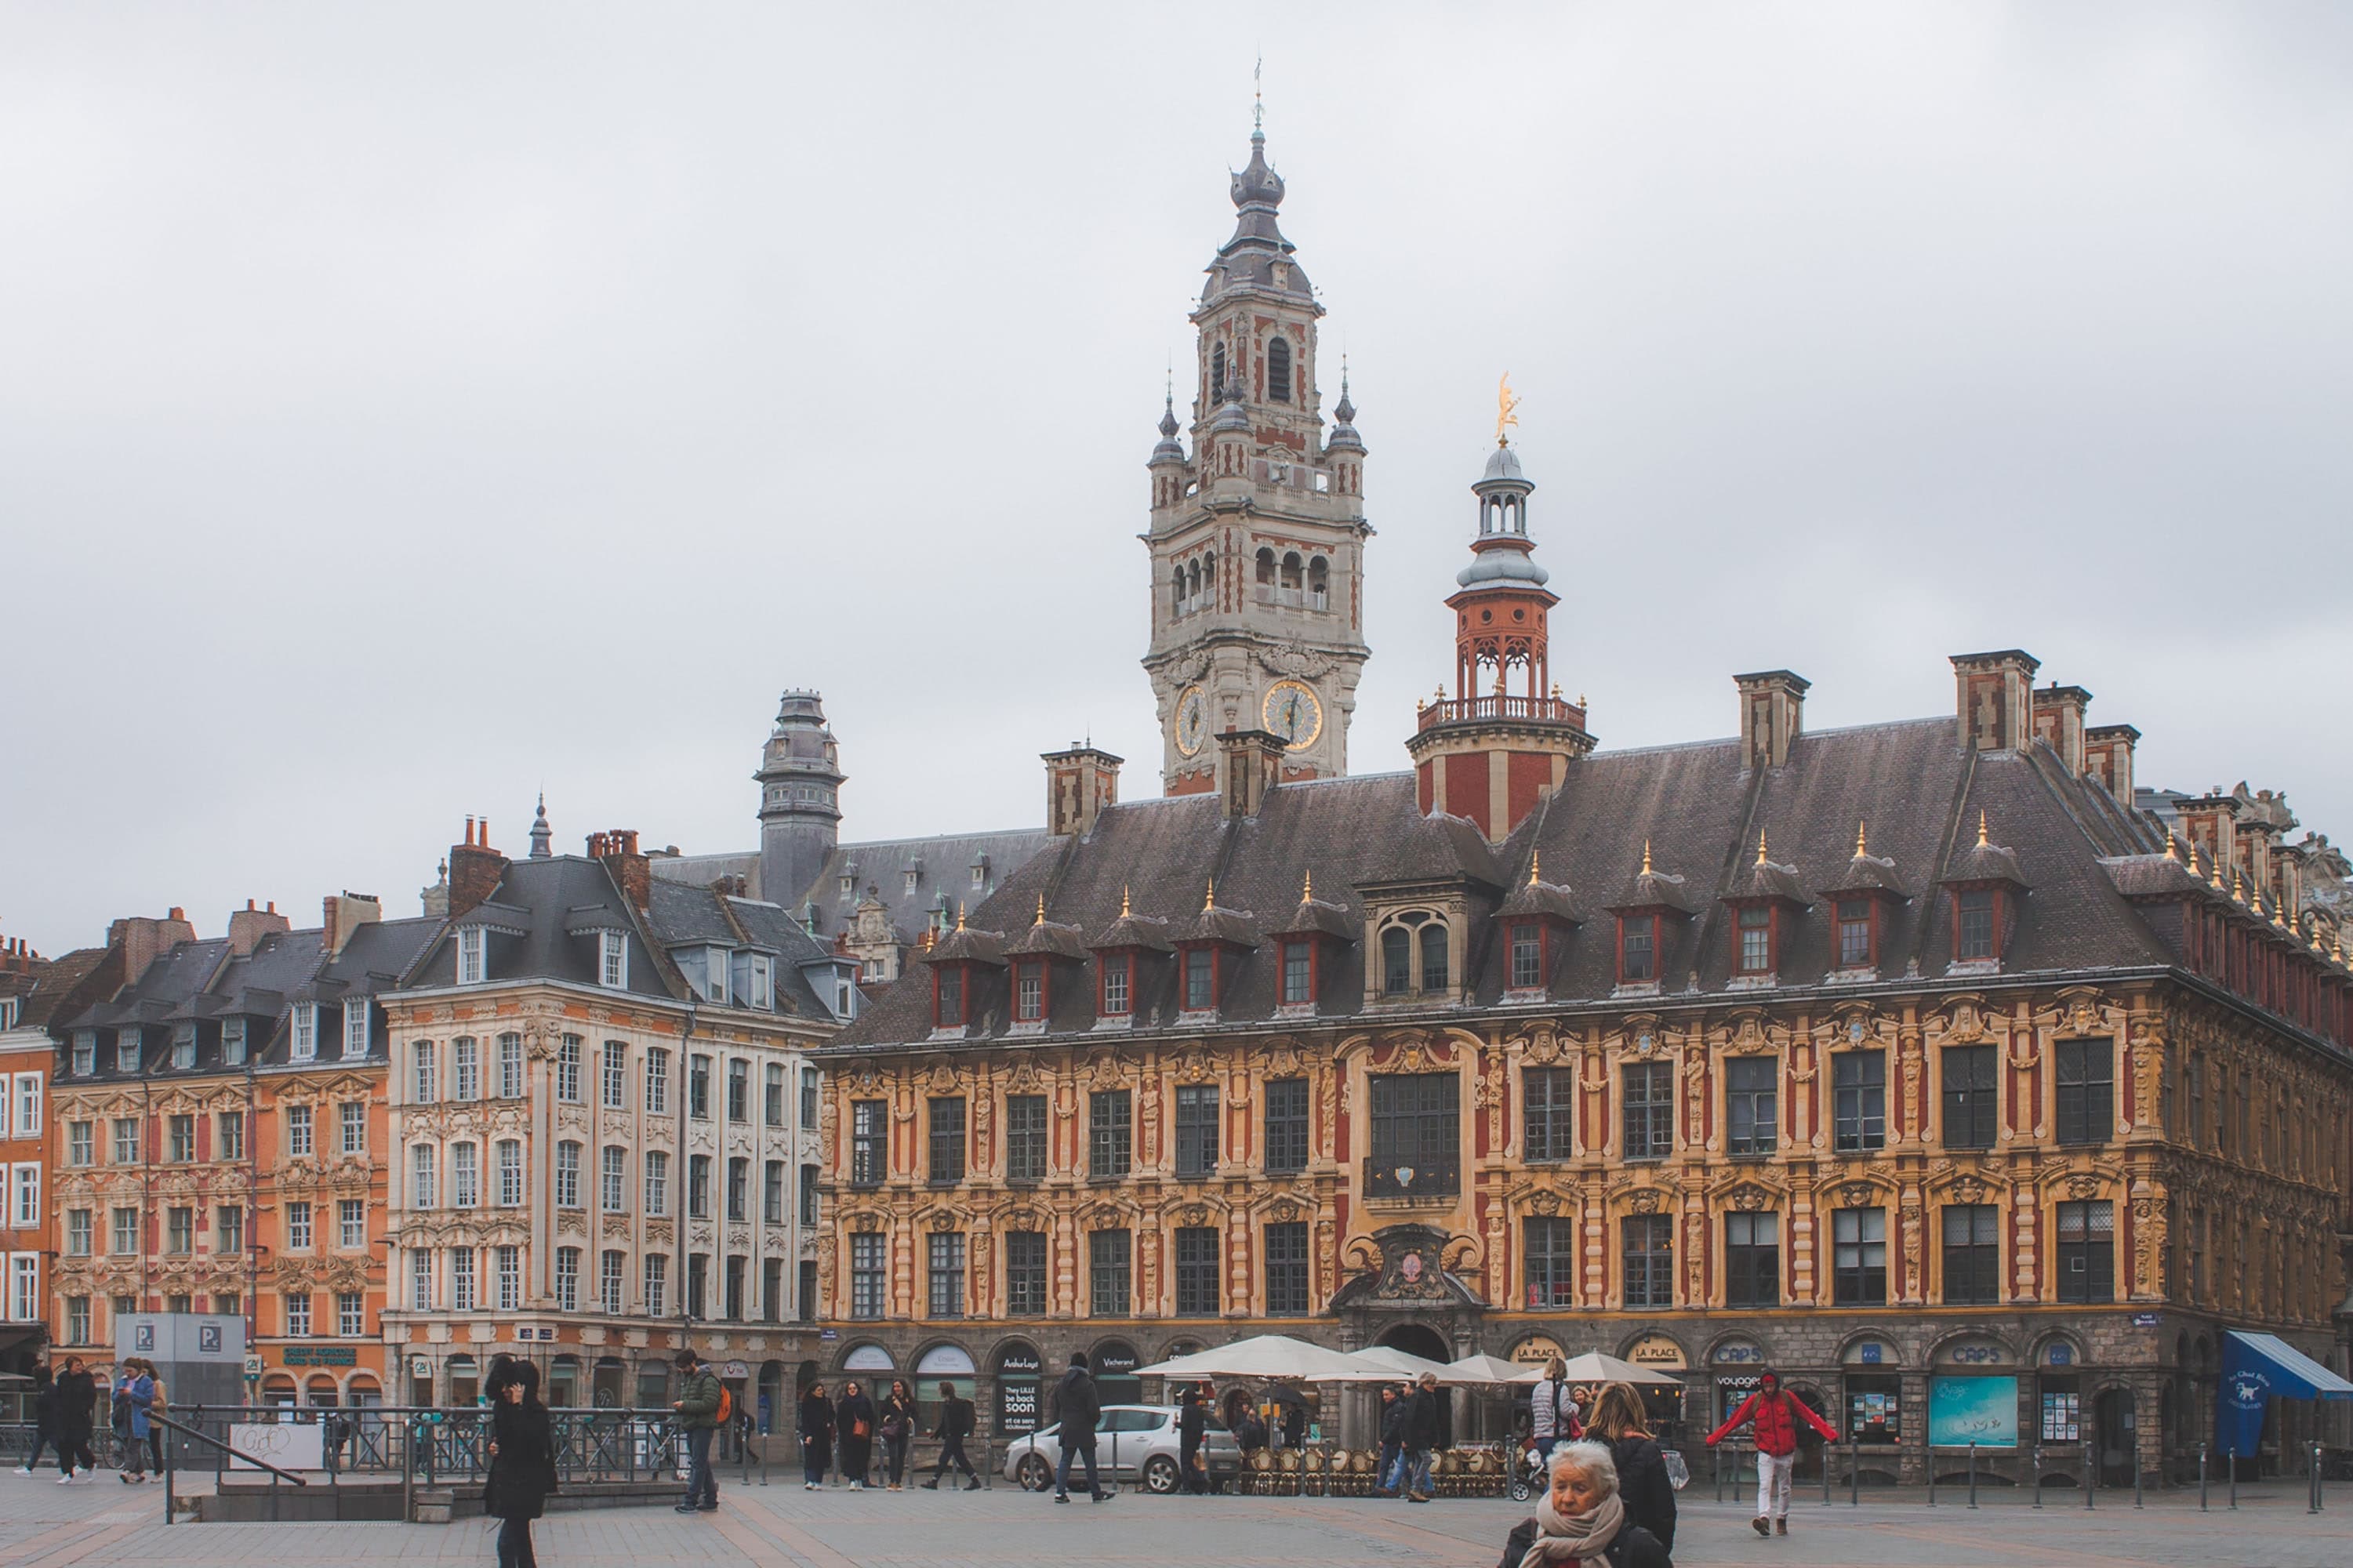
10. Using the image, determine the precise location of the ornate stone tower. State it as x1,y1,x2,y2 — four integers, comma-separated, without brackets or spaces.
1142,114,1372,796
1404,433,1596,841
757,689,844,907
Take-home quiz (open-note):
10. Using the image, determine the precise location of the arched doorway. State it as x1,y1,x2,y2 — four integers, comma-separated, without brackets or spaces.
2094,1387,2136,1488
548,1356,580,1410
591,1356,626,1408
1374,1323,1450,1365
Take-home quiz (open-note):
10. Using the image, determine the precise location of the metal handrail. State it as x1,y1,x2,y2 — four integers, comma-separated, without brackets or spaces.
154,1409,307,1526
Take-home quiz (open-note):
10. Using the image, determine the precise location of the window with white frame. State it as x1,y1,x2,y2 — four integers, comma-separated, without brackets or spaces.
336,1290,364,1337
115,1027,140,1072
338,1198,365,1249
412,1040,438,1103
598,1250,623,1314
287,1202,314,1250
13,1256,42,1322
554,1142,581,1208
457,927,486,985
556,1036,582,1102
111,1207,137,1254
409,1248,433,1311
644,1046,669,1114
112,1117,138,1163
642,1254,666,1316
451,1247,477,1312
0,996,13,1029
67,1209,93,1256
452,1036,479,1100
71,1031,95,1076
599,931,626,989
12,1073,38,1138
452,1142,479,1207
495,1245,521,1312
10,1165,40,1229
600,1147,625,1212
343,998,369,1058
66,1295,90,1344
699,946,729,1004
555,1247,580,1312
411,1144,438,1207
496,1139,523,1206
340,1100,365,1155
497,1033,524,1098
291,1004,317,1062
287,1103,314,1157
602,1041,626,1109
68,1120,93,1167
221,1017,246,1065
171,1022,196,1069
749,954,773,1010
644,1149,669,1215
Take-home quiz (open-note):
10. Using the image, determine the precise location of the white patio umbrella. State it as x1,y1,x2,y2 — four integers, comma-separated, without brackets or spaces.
1556,1351,1686,1388
1443,1352,1545,1385
1133,1333,1389,1381
1348,1345,1454,1383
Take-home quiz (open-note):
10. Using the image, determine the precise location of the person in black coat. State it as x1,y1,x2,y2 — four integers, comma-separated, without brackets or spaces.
835,1381,877,1490
52,1359,98,1481
485,1362,557,1568
923,1381,980,1490
1176,1385,1210,1494
797,1382,836,1490
877,1380,916,1490
16,1367,56,1475
1498,1439,1672,1568
1048,1352,1107,1504
1374,1385,1411,1496
1401,1374,1442,1503
1584,1383,1676,1553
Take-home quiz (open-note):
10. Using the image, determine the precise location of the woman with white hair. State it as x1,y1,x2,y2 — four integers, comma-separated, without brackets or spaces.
1496,1439,1672,1568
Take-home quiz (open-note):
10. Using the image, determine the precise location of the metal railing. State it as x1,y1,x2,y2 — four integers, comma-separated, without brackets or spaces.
151,1406,697,1490
1418,695,1587,731
1361,1156,1460,1200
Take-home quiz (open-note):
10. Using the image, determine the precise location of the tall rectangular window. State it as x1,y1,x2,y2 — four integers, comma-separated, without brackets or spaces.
335,1290,363,1338
411,1249,434,1312
1833,1207,1886,1305
1183,948,1215,1011
2055,1039,2114,1146
413,1041,439,1103
1368,1073,1460,1188
1523,1068,1576,1162
172,1022,196,1069
452,1036,478,1100
1942,1046,1998,1149
726,1058,749,1122
601,1146,626,1212
850,1233,884,1320
111,1207,138,1255
935,965,964,1028
338,1198,366,1249
1089,1229,1131,1316
67,1297,90,1345
557,1036,582,1102
1619,915,1656,982
555,1247,579,1312
1956,889,1996,960
2055,1200,2114,1304
645,1046,670,1114
1175,1083,1220,1178
1005,1094,1048,1182
452,1142,479,1207
452,1247,477,1312
602,1041,626,1109
764,1160,785,1225
291,1006,317,1062
1622,1061,1673,1159
761,1258,783,1322
340,1100,366,1155
801,1066,819,1129
1725,1212,1779,1308
852,1101,887,1185
288,1104,314,1157
1281,942,1312,1005
688,1054,711,1120
1622,1214,1674,1308
687,1154,710,1218
724,1254,746,1319
599,1251,624,1314
496,1141,524,1206
1941,1204,2001,1305
928,1232,966,1318
800,1164,819,1227
112,1116,136,1163
456,927,485,984
1264,1078,1309,1174
221,1018,246,1066
168,1114,194,1162
928,1097,967,1183
344,1000,372,1058
1014,962,1044,1022
764,1062,785,1126
1265,1221,1309,1316
1100,956,1130,1016
285,1292,314,1337
725,1156,749,1222
1736,905,1773,974
169,1205,198,1254
1088,1091,1131,1179
1174,1226,1219,1315
412,1145,438,1208
555,1142,580,1208
1510,923,1545,990
219,1112,244,1161
69,1121,93,1167
799,1260,818,1323
67,1208,93,1256
1006,1231,1048,1316
1725,1057,1777,1156
116,1026,140,1072
1833,1051,1886,1152
496,1033,524,1098
1523,1217,1576,1308
598,931,626,988
1836,898,1874,968
685,1254,707,1319
642,1254,666,1316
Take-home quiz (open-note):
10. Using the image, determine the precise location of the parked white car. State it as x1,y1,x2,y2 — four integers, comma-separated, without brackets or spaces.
1001,1405,1243,1494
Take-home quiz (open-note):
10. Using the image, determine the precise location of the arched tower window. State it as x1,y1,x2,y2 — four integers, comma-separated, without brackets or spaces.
1267,336,1292,403
1201,551,1215,599
1307,556,1329,611
1379,927,1412,996
1279,552,1304,604
1170,565,1185,617
1419,924,1449,993
1255,548,1276,603
1211,343,1229,398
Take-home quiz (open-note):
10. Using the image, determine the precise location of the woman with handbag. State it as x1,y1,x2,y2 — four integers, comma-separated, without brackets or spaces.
835,1380,876,1491
877,1380,916,1490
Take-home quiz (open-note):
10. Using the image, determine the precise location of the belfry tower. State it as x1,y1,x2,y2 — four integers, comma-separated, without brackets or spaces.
1405,420,1596,841
1142,107,1372,797
756,690,844,907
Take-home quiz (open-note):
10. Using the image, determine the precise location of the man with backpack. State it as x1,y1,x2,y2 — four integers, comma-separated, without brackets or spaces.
1047,1351,1109,1504
922,1380,981,1490
1705,1368,1839,1538
671,1349,727,1515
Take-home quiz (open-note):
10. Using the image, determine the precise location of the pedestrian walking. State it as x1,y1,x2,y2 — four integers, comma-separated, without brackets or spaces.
797,1380,835,1490
16,1366,56,1475
1496,1439,1672,1568
878,1380,915,1490
321,1408,350,1478
670,1349,724,1514
1402,1371,1441,1504
113,1361,154,1483
1704,1369,1836,1539
485,1359,557,1568
146,1366,169,1475
52,1358,97,1483
1586,1384,1676,1554
1529,1356,1579,1463
836,1381,876,1490
922,1380,980,1490
1048,1351,1109,1504
1374,1383,1409,1496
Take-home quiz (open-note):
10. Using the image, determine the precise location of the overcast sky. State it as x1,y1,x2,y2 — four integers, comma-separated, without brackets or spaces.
5,2,2350,955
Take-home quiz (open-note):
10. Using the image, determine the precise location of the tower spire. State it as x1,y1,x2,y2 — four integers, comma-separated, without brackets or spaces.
528,793,552,859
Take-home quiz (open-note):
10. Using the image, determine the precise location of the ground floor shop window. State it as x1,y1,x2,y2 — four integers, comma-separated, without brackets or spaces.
1844,1374,1901,1442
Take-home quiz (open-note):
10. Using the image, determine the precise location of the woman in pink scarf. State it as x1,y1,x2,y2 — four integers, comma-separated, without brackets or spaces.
1496,1439,1672,1568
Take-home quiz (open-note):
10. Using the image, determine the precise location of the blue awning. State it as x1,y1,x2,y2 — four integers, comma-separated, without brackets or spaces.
2224,1332,2353,1400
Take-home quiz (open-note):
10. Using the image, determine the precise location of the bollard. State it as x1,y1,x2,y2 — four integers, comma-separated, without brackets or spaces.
1850,1442,1859,1507
2032,1444,2042,1508
2134,1443,2144,1509
2198,1443,2208,1512
2311,1441,2323,1515
1967,1440,1977,1509
1715,1442,1726,1504
1927,1451,1937,1508
2228,1444,2237,1511
1822,1443,1832,1504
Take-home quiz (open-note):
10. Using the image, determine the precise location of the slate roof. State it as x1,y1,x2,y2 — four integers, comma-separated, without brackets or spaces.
832,716,2220,1051
11,946,114,1032
650,827,1061,944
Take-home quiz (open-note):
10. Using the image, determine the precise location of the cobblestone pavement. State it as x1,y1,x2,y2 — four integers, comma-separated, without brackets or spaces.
2,1468,2344,1567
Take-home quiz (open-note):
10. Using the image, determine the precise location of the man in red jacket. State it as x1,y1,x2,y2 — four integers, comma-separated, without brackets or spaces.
1705,1370,1839,1538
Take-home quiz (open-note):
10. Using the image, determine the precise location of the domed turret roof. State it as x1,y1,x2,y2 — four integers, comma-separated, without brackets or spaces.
1456,549,1550,590
1481,443,1527,484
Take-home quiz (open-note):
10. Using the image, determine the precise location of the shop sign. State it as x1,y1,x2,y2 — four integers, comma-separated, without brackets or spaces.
1094,1345,1139,1377
1937,1338,2007,1367
410,1356,434,1379
1710,1340,1763,1365
1512,1334,1566,1366
997,1348,1041,1376
2044,1343,2074,1367
1000,1380,1039,1435
1624,1333,1686,1370
244,1354,265,1380
281,1345,357,1367
719,1361,750,1380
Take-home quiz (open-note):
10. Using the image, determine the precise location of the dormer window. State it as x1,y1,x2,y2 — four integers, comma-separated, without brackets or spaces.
343,998,370,1058
222,1018,246,1067
291,1004,317,1062
1376,912,1451,998
1015,960,1046,1023
171,1022,196,1069
1183,948,1216,1011
456,927,486,985
746,954,773,1010
699,946,729,1004
1281,940,1313,1006
1618,916,1658,983
1735,906,1774,975
970,861,988,890
905,869,921,893
1510,924,1545,989
116,1028,140,1073
598,931,627,989
935,965,966,1030
72,1032,95,1076
1837,899,1876,969
1956,890,1997,960
836,977,857,1018
839,874,855,895
0,997,14,1030
1100,956,1132,1018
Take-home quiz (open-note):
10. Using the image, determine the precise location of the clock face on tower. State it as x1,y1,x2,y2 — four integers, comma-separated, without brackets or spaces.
1262,681,1324,750
1174,686,1208,757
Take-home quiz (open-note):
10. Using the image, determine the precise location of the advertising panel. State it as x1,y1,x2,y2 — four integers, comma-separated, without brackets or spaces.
1928,1374,2019,1447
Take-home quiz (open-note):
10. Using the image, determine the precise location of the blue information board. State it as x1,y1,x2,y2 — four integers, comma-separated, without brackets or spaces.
1928,1375,2019,1448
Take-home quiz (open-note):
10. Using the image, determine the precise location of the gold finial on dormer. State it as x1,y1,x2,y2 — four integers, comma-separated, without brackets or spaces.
1034,894,1048,925
1302,869,1315,902
1120,884,1132,917
1640,839,1654,876
1976,811,1990,848
1855,819,1869,858
1529,851,1541,887
1756,829,1770,866
955,902,966,931
2208,847,2225,891
1551,682,1562,699
2230,868,2247,904
1203,878,1216,912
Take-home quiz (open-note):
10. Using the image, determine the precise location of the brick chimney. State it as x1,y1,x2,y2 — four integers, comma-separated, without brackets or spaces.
588,829,651,911
1042,743,1123,838
1733,670,1809,771
1217,728,1289,820
2029,684,2091,775
322,891,383,956
447,816,510,920
226,899,292,956
1951,649,2039,752
107,908,198,985
2082,724,2139,802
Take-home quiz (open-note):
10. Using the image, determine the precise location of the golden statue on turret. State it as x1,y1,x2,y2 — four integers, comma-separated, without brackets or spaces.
1496,372,1521,446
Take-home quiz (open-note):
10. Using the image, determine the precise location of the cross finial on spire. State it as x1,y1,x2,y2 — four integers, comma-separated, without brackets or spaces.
1253,54,1263,138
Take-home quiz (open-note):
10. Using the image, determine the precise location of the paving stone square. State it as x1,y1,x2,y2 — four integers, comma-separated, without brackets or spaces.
2,1468,2345,1568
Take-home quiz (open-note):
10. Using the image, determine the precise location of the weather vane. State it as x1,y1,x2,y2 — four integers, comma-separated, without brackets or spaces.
1253,54,1264,136
1496,372,1521,447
